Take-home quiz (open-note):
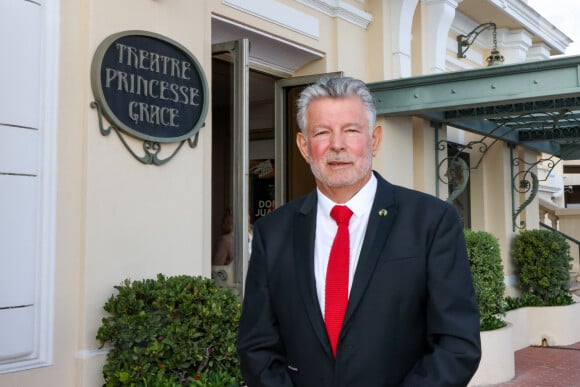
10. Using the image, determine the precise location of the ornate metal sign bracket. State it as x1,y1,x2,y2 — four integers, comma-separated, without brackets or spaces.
436,136,498,202
510,148,562,230
91,100,200,165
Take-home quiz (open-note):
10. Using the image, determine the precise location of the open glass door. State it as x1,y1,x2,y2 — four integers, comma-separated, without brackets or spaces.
211,40,250,296
211,41,340,296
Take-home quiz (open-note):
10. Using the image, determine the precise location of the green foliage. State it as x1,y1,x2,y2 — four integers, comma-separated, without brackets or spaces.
512,229,572,303
464,229,506,331
190,370,241,387
96,274,243,386
505,293,574,311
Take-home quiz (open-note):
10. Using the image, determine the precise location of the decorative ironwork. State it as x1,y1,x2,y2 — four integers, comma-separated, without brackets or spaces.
91,101,199,165
510,154,563,230
511,166,537,231
445,98,580,121
443,156,469,203
437,107,576,229
436,137,497,202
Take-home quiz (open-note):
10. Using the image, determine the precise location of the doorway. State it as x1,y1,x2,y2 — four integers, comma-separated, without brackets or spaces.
210,55,280,266
209,32,329,296
210,47,280,294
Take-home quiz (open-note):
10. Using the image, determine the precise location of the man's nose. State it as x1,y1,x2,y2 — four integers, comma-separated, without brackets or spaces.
329,132,346,149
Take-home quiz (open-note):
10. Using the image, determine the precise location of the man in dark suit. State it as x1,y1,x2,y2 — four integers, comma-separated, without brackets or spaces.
237,76,481,386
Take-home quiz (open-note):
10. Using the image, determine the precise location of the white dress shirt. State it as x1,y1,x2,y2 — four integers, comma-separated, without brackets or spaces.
314,174,377,315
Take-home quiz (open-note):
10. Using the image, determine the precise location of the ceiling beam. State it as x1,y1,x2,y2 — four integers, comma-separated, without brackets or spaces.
368,55,580,116
368,55,580,160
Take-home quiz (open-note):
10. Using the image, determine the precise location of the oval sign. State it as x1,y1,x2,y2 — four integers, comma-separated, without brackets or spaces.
91,31,208,143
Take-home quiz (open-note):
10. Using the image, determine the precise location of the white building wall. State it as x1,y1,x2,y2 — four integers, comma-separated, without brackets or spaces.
0,0,58,375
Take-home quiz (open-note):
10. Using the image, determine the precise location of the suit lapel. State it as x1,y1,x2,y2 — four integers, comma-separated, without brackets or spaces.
293,192,332,356
344,175,398,324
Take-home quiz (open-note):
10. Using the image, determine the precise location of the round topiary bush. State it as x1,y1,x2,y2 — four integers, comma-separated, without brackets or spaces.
96,274,243,386
512,229,573,304
464,229,506,331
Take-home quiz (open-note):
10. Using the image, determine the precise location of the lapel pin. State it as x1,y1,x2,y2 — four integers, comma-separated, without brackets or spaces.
378,209,388,216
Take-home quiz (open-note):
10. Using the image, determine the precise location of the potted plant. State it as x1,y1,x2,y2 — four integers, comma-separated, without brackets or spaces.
464,229,514,386
512,229,573,304
464,229,506,330
506,229,578,348
96,274,243,386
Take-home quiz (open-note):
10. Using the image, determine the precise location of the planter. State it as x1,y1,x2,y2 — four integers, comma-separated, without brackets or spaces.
505,302,580,348
504,307,529,351
470,302,580,386
468,323,514,387
526,302,580,346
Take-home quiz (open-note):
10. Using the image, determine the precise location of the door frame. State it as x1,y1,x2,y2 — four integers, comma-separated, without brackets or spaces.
212,39,250,294
211,40,341,295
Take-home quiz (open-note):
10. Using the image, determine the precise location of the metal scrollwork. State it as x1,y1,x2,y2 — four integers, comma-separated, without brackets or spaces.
90,101,199,165
511,151,564,230
438,141,468,202
436,126,502,202
465,139,494,169
444,157,470,203
511,157,539,230
537,155,561,183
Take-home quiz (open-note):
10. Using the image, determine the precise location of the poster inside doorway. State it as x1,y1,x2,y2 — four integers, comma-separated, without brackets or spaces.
250,159,275,224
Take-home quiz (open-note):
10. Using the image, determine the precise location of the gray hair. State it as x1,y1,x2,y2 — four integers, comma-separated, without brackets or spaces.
296,76,376,134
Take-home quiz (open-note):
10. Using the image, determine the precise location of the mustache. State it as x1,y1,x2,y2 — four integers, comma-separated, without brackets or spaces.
324,152,354,163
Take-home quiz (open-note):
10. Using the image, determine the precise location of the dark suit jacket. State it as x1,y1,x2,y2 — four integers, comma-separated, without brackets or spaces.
238,172,481,387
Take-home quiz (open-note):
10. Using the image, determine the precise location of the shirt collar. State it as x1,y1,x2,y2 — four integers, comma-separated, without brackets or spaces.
317,173,377,219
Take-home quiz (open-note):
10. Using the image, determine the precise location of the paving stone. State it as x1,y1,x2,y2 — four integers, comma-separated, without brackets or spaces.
493,342,580,387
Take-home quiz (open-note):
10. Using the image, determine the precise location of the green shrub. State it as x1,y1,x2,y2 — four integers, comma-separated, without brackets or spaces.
464,229,506,331
504,293,573,311
96,274,243,386
512,229,572,303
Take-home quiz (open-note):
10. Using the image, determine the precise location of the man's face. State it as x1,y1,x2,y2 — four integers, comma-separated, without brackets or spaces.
296,96,382,200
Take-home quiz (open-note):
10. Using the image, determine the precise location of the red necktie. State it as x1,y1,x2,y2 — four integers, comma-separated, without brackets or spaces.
325,205,353,358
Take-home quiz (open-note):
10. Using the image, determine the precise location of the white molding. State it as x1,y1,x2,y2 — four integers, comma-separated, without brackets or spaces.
539,185,561,194
526,43,551,61
212,15,324,76
453,0,572,55
223,0,320,39
297,0,372,29
492,0,571,54
0,0,59,374
37,0,60,370
422,0,461,74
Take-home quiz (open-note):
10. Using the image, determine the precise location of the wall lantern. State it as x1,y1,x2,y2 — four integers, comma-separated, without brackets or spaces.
457,22,505,66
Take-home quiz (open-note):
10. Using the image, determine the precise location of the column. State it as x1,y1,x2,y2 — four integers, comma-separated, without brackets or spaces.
421,0,463,74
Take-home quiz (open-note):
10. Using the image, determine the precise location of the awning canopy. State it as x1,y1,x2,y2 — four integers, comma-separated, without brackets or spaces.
368,55,580,160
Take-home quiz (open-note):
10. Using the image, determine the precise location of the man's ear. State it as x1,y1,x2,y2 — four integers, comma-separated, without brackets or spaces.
371,125,383,156
296,132,310,162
